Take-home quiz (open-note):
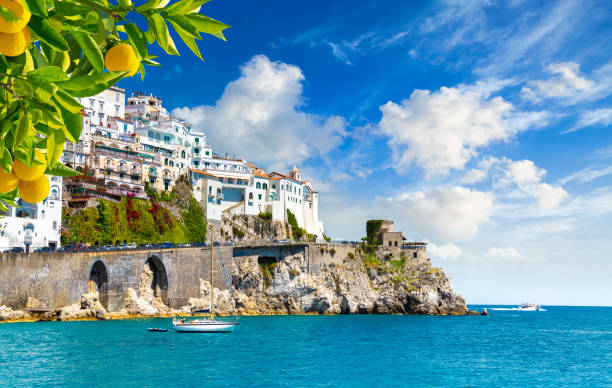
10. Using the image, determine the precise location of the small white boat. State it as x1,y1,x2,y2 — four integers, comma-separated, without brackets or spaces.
172,228,239,333
517,303,542,311
172,318,239,333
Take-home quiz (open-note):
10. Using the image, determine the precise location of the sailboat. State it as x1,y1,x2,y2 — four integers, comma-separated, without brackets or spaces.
172,228,239,333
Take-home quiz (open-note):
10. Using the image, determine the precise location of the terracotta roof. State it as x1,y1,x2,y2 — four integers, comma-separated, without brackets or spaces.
269,172,304,184
252,170,270,178
188,168,219,178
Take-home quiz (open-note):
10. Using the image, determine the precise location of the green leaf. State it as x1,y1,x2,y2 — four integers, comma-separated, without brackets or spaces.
163,0,209,14
27,65,68,82
56,71,128,97
142,58,161,66
118,0,132,8
147,14,168,49
46,128,65,169
24,0,47,17
136,0,164,12
167,19,202,60
166,14,200,39
124,23,147,60
0,147,12,174
57,103,82,143
72,30,105,73
185,14,229,41
46,162,81,177
28,15,69,51
54,89,84,114
12,111,31,151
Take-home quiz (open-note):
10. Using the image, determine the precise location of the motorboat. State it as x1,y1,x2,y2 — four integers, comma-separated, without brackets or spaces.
172,228,239,333
517,303,542,311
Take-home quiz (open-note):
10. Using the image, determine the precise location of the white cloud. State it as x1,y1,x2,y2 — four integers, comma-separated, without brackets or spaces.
172,55,347,169
377,83,548,175
501,159,568,210
327,42,353,65
485,246,525,260
522,62,594,103
565,108,612,133
387,186,494,241
559,165,612,185
428,243,463,260
460,168,487,184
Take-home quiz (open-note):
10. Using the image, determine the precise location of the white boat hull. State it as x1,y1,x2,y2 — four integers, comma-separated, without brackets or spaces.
172,321,239,333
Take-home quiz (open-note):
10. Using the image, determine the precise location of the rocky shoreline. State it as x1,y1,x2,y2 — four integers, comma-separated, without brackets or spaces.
1,246,479,323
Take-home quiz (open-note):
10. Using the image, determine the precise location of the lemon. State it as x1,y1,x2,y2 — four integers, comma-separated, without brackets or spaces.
0,168,19,193
0,0,31,34
18,175,50,204
105,43,140,77
12,149,46,182
0,26,30,57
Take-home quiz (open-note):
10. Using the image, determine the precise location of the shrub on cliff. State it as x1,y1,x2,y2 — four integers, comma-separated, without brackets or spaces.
182,198,207,242
286,209,305,241
258,212,272,221
366,220,384,245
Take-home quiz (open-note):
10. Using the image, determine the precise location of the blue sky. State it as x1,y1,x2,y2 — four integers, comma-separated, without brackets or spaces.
118,0,612,306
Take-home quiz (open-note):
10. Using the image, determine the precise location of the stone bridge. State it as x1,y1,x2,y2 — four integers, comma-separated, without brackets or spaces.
0,243,359,312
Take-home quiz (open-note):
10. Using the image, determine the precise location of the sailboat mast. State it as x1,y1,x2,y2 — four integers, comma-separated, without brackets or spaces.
210,228,214,320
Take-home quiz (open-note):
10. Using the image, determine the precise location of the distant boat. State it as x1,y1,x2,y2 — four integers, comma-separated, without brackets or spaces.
147,328,168,332
517,303,543,311
172,228,239,333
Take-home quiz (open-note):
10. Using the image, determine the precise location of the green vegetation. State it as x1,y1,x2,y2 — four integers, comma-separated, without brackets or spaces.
323,234,331,242
258,257,277,287
366,220,384,245
347,252,355,260
257,212,272,221
286,209,305,241
63,194,209,245
320,247,325,254
232,226,245,239
182,198,207,242
329,248,336,256
289,269,297,277
306,233,315,242
364,254,380,269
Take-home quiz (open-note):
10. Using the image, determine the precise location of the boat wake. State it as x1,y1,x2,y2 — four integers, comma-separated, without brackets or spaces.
489,307,547,311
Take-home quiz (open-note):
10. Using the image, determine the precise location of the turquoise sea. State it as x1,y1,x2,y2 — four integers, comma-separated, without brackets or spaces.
0,306,610,387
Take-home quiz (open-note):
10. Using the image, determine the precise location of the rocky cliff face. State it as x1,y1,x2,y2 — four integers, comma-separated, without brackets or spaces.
0,246,471,322
227,247,468,315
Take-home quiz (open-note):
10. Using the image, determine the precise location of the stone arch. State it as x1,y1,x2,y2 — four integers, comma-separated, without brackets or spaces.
89,260,109,310
144,256,169,305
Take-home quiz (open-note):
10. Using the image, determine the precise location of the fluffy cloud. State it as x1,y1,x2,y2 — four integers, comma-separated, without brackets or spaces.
501,159,568,210
428,243,463,260
485,247,525,261
388,186,494,241
378,83,548,175
172,55,347,169
521,62,594,103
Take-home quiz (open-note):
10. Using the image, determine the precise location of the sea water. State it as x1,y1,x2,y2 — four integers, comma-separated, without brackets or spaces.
0,306,610,387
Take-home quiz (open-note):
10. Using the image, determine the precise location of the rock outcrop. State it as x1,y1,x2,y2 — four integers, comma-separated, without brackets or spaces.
222,246,469,315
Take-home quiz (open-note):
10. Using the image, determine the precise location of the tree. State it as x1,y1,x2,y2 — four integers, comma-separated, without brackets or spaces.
0,0,229,213
182,197,206,242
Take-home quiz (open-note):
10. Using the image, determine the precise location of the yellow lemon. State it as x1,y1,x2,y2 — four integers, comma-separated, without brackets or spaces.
105,43,139,77
18,175,50,204
0,26,30,57
0,0,31,34
0,168,19,193
12,149,46,182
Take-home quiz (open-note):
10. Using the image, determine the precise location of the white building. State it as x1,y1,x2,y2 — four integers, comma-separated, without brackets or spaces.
0,176,63,250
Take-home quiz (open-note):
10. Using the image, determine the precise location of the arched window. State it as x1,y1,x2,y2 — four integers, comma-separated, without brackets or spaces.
256,182,261,189
41,210,45,219
249,192,254,200
263,183,268,190
181,150,186,158
51,188,59,200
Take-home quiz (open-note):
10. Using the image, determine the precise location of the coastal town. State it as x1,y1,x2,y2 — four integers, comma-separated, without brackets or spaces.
0,87,324,250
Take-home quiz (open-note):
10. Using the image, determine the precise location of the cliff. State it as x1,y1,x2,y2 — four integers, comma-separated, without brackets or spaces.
0,245,471,322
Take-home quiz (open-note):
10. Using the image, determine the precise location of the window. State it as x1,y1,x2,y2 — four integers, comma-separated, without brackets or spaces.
181,150,186,158
51,188,59,200
53,221,57,230
115,105,120,115
413,252,417,259
194,161,199,167
256,182,261,189
99,102,104,111
194,148,199,154
394,241,398,247
169,161,174,167
205,150,210,156
258,194,262,200
41,210,45,219
263,183,268,190
272,184,276,189
388,241,392,247
164,158,168,166
195,138,199,144
249,192,253,200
